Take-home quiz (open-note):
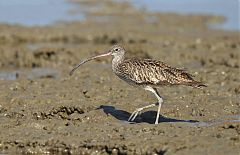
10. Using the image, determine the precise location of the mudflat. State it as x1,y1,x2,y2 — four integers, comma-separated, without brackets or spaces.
0,1,239,154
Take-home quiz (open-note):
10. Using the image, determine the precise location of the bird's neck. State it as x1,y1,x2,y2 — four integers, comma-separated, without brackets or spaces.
112,54,125,70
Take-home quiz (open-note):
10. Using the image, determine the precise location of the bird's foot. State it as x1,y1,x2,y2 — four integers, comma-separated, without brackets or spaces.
128,108,144,122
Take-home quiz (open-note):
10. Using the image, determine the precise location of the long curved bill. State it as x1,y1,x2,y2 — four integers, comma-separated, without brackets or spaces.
69,51,112,76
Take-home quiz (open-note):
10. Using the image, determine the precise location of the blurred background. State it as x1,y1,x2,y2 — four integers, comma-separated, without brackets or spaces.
0,0,239,30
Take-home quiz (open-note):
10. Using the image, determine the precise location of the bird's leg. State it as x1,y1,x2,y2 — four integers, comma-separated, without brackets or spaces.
128,102,158,122
128,86,163,124
144,86,163,124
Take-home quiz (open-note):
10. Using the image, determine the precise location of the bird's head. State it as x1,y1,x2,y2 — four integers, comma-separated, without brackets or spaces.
69,44,125,76
108,45,125,57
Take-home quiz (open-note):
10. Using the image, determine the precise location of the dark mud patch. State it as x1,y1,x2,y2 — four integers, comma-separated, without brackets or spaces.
33,106,85,120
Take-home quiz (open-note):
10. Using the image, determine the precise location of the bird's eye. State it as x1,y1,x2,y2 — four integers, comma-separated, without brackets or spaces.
115,48,119,52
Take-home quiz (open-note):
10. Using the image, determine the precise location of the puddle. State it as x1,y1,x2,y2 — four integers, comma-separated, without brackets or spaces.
26,43,47,51
26,43,63,51
0,71,19,80
27,68,60,79
132,0,239,31
0,0,83,26
189,115,240,127
26,42,79,51
0,68,60,80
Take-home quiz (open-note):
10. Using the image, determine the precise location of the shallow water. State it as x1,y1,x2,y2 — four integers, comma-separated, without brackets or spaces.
0,68,60,80
0,0,83,26
0,0,238,31
0,71,19,80
132,0,239,31
191,115,240,127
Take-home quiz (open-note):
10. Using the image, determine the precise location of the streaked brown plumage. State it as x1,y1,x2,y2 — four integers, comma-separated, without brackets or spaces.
70,45,206,124
114,58,204,88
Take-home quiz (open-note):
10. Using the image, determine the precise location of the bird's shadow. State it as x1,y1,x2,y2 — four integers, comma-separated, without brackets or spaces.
97,105,199,124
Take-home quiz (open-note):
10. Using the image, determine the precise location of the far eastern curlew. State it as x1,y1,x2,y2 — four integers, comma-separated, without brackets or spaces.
70,45,206,124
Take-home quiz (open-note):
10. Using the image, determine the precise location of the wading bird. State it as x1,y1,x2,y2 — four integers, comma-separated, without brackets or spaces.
70,45,206,124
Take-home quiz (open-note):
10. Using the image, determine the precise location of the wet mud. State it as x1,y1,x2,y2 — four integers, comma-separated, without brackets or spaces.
0,1,239,154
